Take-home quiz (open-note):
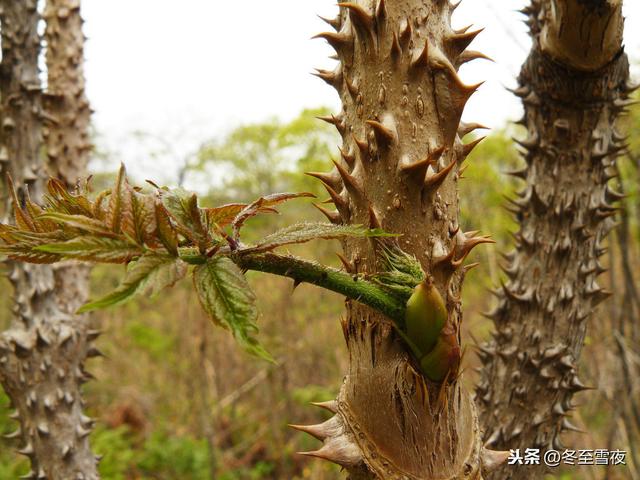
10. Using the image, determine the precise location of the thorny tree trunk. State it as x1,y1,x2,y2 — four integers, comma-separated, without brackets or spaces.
478,1,630,479
43,0,92,184
0,1,99,479
296,1,504,478
610,168,640,473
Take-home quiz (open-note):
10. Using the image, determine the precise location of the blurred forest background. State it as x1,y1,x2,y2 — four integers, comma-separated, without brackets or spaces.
0,97,638,479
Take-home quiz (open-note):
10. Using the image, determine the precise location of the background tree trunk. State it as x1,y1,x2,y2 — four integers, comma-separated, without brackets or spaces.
298,1,501,477
477,1,630,479
0,0,99,478
43,0,92,184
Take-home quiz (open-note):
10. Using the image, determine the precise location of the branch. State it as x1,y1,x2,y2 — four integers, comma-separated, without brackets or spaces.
179,250,405,322
234,252,405,322
0,166,410,360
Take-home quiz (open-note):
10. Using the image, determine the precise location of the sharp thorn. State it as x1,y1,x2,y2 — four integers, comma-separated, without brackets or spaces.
424,158,456,191
313,203,342,224
366,119,395,146
310,400,338,413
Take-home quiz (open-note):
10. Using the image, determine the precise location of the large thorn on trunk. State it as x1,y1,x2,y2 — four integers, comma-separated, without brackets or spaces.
338,3,374,38
310,399,338,413
289,415,342,441
298,436,363,467
424,158,456,191
481,448,511,472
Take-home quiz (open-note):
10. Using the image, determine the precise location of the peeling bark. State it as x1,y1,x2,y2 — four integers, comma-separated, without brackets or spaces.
0,1,99,478
478,1,630,479
299,1,498,478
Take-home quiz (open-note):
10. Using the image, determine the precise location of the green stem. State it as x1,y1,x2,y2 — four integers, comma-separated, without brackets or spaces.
235,252,405,322
180,250,406,321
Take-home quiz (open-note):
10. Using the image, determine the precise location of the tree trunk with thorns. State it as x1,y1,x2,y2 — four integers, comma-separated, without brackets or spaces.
0,0,100,478
478,1,630,479
296,1,504,478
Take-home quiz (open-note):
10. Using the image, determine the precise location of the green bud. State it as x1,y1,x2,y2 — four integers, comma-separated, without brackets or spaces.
419,326,461,383
404,276,447,356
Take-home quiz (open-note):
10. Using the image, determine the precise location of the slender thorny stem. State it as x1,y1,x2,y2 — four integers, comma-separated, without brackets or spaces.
182,251,406,322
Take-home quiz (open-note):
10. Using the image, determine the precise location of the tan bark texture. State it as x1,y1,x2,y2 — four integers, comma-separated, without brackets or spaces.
0,0,99,478
298,1,501,478
478,1,630,479
43,0,92,184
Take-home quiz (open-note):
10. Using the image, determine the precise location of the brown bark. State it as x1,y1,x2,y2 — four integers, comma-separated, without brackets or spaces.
297,1,502,478
540,0,623,71
478,1,630,479
0,0,99,478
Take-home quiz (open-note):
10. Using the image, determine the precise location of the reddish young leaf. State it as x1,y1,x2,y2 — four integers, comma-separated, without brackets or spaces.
45,177,93,216
203,203,247,228
39,213,115,236
155,200,179,256
35,236,142,264
92,189,111,221
122,189,158,246
6,175,36,232
105,164,128,233
231,192,315,239
159,187,212,252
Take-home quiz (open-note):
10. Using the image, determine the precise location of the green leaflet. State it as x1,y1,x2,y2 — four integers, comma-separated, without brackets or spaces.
78,253,188,313
243,222,396,254
35,236,143,263
193,256,273,362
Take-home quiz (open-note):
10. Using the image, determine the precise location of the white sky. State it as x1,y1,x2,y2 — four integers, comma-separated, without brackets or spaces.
82,0,640,183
